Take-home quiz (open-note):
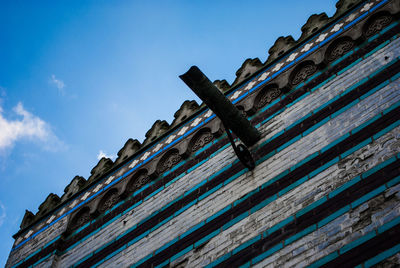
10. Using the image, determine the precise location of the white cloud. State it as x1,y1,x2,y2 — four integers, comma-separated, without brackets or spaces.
0,202,6,228
49,74,66,95
97,150,116,160
0,102,65,152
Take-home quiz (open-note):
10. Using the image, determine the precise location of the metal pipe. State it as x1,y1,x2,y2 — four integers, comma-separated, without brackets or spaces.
180,66,261,147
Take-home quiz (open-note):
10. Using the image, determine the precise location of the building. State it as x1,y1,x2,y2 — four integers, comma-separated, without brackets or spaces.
6,0,400,266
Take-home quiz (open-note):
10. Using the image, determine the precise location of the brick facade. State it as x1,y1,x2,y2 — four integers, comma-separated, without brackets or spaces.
6,0,400,267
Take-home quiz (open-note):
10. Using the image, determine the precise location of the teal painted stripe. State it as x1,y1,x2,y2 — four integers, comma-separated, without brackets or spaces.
156,236,180,255
251,243,283,265
364,243,400,268
170,245,194,263
351,112,383,135
329,176,361,199
194,229,220,248
340,137,373,159
378,216,400,234
232,235,262,255
239,261,251,268
279,176,308,196
387,175,400,188
364,39,391,59
285,224,317,245
318,205,350,227
360,79,390,101
362,156,397,179
250,195,278,214
266,216,295,236
72,251,95,267
205,250,232,268
155,259,170,268
206,205,232,223
308,157,340,179
222,211,249,231
296,196,328,218
131,252,152,268
373,118,400,141
340,231,376,254
308,252,339,268
337,57,363,75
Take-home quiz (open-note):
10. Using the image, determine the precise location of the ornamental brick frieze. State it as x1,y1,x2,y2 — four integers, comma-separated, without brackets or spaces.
289,61,318,86
98,189,120,214
12,0,400,250
254,86,281,109
189,128,214,153
68,207,91,232
125,170,150,195
326,37,356,62
364,12,393,37
156,149,182,174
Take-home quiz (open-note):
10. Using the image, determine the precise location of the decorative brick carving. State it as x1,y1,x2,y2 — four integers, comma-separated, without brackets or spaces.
171,100,200,128
213,80,231,93
267,36,296,64
126,170,150,194
87,158,114,185
326,37,355,62
20,210,35,229
364,13,393,37
62,176,86,202
143,120,170,146
334,0,362,18
254,86,281,109
232,58,263,87
290,61,317,86
115,139,142,166
69,207,91,231
36,194,61,218
98,189,119,214
189,128,214,153
157,149,182,174
300,13,330,41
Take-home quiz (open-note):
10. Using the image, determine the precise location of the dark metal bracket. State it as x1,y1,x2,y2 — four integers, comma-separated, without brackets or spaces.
223,124,256,170
180,66,260,170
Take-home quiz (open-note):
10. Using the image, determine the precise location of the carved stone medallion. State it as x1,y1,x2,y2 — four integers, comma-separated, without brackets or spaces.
157,150,182,174
98,190,119,214
126,171,150,193
364,14,393,38
70,208,90,231
190,129,214,153
290,62,317,86
326,38,355,62
254,87,281,109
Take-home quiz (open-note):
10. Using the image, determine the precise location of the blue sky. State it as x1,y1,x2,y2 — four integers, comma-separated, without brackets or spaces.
0,0,336,265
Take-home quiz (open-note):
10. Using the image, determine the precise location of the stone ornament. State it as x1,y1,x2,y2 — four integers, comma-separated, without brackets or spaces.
126,171,150,194
69,207,91,231
157,149,182,174
254,87,281,109
98,190,119,214
326,37,355,62
290,62,318,86
190,129,214,153
364,13,393,37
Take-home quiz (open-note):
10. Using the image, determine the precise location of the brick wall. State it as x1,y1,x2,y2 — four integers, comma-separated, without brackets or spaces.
6,0,400,267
